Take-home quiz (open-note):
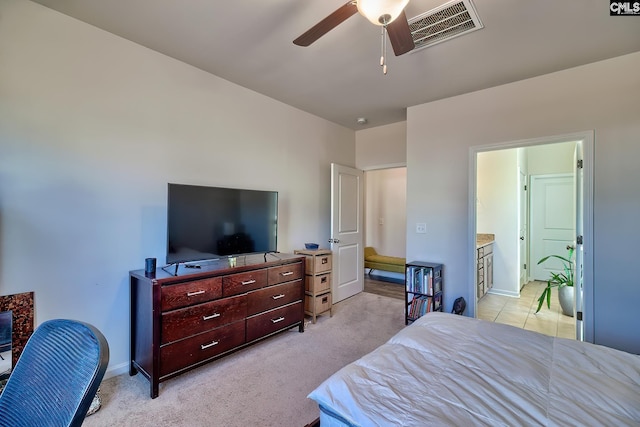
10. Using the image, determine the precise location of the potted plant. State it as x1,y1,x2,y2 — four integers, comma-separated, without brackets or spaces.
535,247,575,316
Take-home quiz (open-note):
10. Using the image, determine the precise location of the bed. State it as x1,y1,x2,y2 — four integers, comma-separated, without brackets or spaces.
308,312,640,426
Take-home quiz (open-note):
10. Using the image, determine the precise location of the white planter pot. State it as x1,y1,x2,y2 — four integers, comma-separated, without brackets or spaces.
558,286,574,317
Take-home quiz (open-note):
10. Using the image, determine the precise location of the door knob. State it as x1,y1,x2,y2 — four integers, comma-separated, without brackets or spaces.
520,236,524,240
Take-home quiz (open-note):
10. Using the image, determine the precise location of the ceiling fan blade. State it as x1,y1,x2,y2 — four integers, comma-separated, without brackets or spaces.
387,11,415,56
293,2,358,47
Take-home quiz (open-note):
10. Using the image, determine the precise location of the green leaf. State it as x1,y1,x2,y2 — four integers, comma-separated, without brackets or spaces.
536,248,575,310
546,285,551,307
535,292,546,313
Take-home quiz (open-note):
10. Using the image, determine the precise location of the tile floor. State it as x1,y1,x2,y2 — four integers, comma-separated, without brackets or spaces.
477,281,576,339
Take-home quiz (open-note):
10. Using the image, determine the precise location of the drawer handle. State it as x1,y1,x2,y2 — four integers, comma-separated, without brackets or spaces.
280,271,294,276
203,313,221,321
271,316,285,324
272,294,285,300
200,340,219,350
321,258,328,264
187,290,205,297
241,279,256,285
321,276,327,283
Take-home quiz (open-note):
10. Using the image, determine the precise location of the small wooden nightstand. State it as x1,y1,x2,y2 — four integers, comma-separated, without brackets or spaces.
294,249,333,323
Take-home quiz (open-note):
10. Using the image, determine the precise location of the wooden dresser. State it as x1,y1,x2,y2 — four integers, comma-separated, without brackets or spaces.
129,253,305,398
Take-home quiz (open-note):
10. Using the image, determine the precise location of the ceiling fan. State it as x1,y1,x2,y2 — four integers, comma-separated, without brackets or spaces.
293,0,415,74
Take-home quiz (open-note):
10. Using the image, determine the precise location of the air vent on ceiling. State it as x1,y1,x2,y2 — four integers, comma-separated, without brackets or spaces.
408,0,483,52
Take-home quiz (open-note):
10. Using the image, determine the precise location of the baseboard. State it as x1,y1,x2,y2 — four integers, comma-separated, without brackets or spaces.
486,289,519,298
103,361,130,380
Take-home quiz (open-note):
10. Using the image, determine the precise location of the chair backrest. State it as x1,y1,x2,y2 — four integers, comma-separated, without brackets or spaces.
0,319,109,427
364,246,377,259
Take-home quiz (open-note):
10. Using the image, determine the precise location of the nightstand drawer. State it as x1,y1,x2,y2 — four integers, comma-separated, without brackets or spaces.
305,293,331,314
307,254,332,275
305,273,331,294
162,294,247,344
161,277,223,311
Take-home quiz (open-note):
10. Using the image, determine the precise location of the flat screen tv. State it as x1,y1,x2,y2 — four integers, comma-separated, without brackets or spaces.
166,183,278,264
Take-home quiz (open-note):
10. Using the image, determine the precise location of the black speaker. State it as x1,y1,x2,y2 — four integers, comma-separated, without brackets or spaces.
145,257,156,275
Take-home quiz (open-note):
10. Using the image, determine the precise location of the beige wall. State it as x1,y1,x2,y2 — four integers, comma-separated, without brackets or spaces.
407,52,640,353
0,0,354,376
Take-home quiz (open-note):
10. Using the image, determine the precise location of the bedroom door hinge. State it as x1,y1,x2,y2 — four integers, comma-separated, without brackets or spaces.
577,159,583,169
576,311,583,321
576,235,583,245
524,263,527,270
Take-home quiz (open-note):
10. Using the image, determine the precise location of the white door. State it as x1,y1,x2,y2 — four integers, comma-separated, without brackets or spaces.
330,164,364,302
530,174,574,280
518,169,528,289
574,143,584,341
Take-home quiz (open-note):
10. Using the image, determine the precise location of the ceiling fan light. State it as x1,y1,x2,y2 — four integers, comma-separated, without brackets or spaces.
357,0,410,26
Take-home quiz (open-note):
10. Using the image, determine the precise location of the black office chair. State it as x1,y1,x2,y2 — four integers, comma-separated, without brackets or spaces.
0,319,109,427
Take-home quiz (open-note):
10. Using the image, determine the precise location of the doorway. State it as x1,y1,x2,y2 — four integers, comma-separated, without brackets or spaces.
363,167,407,284
470,132,593,342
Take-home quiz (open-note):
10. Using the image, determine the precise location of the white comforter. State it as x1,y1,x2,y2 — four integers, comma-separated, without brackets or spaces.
308,312,640,426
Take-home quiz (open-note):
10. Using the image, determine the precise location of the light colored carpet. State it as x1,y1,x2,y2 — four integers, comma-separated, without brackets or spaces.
85,291,404,427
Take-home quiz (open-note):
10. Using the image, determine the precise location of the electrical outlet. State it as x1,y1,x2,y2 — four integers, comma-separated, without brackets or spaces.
416,223,426,234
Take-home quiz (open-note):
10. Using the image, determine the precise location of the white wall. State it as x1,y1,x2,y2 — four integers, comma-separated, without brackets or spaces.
355,122,406,170
477,149,519,296
0,0,355,376
407,52,640,354
364,168,406,258
527,142,576,175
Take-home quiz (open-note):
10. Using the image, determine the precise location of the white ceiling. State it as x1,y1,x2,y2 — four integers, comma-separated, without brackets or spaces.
30,0,640,130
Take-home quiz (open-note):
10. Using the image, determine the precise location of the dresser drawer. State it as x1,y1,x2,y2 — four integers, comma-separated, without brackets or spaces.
222,269,268,297
267,262,303,286
160,321,245,378
162,294,247,344
161,277,223,311
246,280,302,316
246,302,302,342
